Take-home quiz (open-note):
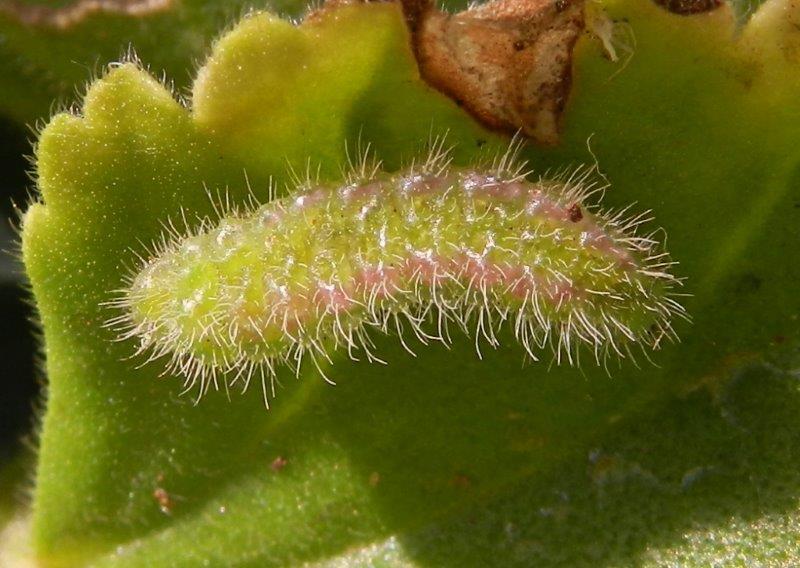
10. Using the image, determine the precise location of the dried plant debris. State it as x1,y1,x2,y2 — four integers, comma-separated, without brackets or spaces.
402,0,585,145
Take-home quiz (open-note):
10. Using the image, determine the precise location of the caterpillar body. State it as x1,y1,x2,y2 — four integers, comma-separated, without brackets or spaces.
108,144,686,404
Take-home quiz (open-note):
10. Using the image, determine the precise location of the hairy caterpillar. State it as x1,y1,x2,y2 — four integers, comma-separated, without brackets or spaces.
106,142,686,405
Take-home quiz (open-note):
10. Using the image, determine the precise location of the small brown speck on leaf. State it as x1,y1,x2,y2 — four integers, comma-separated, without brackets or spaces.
652,0,721,15
153,487,173,515
270,455,288,472
401,0,585,145
450,473,472,488
567,203,583,222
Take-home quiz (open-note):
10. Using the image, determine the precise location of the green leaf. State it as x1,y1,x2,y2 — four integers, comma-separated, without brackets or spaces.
18,0,800,566
345,363,800,567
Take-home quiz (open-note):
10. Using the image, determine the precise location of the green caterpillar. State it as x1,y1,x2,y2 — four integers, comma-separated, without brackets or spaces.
107,143,686,404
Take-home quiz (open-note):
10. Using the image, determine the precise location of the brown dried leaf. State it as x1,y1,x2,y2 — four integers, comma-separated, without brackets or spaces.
404,0,585,145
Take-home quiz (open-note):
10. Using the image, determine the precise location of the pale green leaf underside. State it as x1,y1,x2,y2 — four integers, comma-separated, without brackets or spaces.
19,0,800,566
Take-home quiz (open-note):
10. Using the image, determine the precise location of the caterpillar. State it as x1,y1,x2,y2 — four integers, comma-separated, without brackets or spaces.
106,141,687,405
